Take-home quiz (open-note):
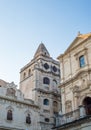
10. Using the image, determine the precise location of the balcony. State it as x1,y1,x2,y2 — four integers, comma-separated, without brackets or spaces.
53,105,91,129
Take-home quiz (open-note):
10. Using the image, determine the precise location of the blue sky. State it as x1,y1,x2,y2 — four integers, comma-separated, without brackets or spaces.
0,0,91,85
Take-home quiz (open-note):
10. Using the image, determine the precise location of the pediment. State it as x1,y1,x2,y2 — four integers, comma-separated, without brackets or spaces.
65,33,91,54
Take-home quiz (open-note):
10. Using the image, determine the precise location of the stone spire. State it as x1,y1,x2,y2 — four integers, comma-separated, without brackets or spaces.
34,43,50,58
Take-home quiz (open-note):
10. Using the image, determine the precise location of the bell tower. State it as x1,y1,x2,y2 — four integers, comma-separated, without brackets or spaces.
20,43,61,130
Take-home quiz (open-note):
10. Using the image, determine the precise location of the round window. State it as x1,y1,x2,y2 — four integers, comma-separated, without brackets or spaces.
44,63,49,69
53,66,57,72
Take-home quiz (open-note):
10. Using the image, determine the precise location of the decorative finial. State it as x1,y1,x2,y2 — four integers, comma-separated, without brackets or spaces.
77,31,81,36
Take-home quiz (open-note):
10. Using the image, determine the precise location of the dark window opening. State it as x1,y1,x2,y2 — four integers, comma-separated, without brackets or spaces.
52,66,57,72
23,72,26,79
43,99,49,105
7,110,13,120
44,63,49,69
54,112,58,116
43,77,50,85
45,52,46,55
45,118,49,122
83,97,91,115
26,114,31,124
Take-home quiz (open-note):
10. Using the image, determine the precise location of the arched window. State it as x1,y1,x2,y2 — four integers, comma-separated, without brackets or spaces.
53,80,57,90
43,99,49,105
83,97,91,115
26,114,31,124
7,110,13,120
23,72,26,79
28,69,31,76
53,101,58,114
79,55,85,67
43,77,50,85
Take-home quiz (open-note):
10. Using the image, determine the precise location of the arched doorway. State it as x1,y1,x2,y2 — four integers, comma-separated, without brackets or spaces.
83,97,91,115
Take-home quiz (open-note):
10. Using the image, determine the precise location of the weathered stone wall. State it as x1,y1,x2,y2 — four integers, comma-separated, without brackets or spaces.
0,83,40,130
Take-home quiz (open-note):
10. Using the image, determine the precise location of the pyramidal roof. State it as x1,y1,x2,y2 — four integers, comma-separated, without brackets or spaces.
34,43,50,58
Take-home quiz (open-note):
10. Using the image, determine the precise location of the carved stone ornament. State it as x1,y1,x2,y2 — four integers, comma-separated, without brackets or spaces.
65,100,72,113
73,85,79,93
80,79,90,91
6,88,16,97
6,82,17,88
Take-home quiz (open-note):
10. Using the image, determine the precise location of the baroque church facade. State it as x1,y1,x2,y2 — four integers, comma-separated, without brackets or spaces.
53,32,91,130
0,32,91,130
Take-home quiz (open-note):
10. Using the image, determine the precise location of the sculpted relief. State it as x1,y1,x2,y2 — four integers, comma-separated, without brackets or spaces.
81,79,87,89
6,88,16,97
65,100,72,113
80,78,91,91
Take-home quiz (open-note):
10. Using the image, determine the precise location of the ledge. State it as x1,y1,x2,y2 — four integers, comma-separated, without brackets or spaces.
52,115,91,130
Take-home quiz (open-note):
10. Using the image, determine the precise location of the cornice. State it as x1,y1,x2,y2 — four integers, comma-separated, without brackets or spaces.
52,115,91,130
57,54,64,60
60,68,91,87
33,88,61,97
39,121,53,125
36,68,60,77
0,125,25,130
58,36,91,60
65,36,91,55
0,95,39,109
20,56,59,73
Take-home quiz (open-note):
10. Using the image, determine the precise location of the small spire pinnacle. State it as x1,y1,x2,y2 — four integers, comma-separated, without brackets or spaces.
77,31,81,36
34,43,50,58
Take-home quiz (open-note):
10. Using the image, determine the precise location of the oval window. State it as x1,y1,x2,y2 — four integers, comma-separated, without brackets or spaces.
44,63,49,69
53,66,57,72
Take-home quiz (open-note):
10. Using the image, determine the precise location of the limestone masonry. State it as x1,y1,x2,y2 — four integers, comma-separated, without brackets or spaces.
1,32,91,130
